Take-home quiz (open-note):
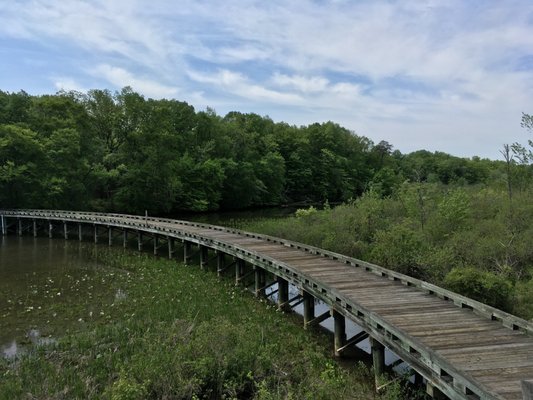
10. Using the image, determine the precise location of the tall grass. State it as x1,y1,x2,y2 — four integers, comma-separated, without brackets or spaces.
0,247,408,399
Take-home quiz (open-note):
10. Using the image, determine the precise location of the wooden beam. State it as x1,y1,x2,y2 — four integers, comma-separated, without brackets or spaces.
306,310,330,329
336,330,369,353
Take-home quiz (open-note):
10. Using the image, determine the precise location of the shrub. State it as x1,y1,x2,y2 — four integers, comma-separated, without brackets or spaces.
443,267,512,310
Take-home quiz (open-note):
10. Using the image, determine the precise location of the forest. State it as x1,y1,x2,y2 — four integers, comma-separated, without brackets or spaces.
1,87,532,318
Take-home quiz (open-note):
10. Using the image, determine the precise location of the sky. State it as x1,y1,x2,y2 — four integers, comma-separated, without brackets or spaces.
1,0,533,159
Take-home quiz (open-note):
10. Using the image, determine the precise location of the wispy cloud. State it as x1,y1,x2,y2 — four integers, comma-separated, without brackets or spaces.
0,0,532,157
92,65,179,99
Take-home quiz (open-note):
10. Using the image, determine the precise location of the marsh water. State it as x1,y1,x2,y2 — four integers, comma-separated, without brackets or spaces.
0,236,130,358
1,226,403,371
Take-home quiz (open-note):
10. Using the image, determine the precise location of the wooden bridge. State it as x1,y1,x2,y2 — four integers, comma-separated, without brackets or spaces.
1,209,533,400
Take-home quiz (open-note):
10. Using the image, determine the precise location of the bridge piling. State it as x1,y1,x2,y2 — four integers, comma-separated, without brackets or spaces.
49,222,53,238
235,259,245,285
183,241,191,264
153,236,158,255
108,227,113,246
303,290,315,328
18,218,22,236
137,232,143,251
33,219,37,237
167,236,173,259
64,222,68,240
427,382,447,399
277,277,290,311
93,225,98,243
199,245,208,270
123,230,127,248
370,337,385,388
216,251,225,277
254,267,266,297
78,223,82,241
332,309,346,357
0,215,5,235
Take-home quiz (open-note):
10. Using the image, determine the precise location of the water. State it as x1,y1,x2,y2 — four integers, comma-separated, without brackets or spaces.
1,226,409,375
0,236,129,359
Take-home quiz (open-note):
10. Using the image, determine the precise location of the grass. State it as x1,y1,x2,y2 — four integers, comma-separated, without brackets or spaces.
0,246,410,399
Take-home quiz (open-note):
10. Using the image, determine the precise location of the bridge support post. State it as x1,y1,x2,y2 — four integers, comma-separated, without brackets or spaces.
217,251,225,277
522,380,533,400
64,222,68,240
49,222,53,238
123,230,127,248
254,267,266,297
199,245,208,270
94,225,98,243
426,382,447,399
0,215,5,235
277,277,290,312
78,224,82,241
108,227,113,246
153,236,158,255
18,218,22,236
167,237,173,259
414,371,424,386
370,337,385,388
137,232,143,251
33,219,37,237
235,259,245,285
183,241,191,264
303,290,315,328
332,309,346,357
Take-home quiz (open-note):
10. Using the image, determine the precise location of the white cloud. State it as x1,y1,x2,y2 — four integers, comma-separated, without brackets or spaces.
92,64,179,99
1,0,533,157
53,77,87,93
188,69,302,104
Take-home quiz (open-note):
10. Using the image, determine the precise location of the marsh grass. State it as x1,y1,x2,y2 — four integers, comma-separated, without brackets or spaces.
0,247,402,399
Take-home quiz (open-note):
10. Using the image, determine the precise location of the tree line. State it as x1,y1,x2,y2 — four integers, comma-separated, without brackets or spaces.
0,87,517,215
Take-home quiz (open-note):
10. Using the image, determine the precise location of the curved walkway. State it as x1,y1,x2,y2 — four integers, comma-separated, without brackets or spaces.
1,210,532,400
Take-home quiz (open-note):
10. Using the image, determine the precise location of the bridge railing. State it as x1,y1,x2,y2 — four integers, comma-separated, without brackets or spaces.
3,208,532,336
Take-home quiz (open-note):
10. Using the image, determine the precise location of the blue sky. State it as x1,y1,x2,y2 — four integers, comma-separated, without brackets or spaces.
1,0,533,159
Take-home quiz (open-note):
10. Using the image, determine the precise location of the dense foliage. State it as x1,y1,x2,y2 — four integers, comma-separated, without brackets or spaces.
0,88,510,214
239,184,533,319
1,87,532,317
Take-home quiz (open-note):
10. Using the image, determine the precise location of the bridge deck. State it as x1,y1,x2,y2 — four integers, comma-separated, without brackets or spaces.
2,210,533,400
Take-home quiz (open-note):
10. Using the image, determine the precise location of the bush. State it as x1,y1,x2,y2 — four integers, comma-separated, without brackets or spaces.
443,267,512,310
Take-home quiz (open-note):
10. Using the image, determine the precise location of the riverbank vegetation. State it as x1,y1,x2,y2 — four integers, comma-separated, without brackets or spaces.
0,248,411,400
1,88,529,215
238,184,533,319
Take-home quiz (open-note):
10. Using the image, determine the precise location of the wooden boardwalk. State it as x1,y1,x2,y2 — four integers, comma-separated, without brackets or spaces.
2,210,533,400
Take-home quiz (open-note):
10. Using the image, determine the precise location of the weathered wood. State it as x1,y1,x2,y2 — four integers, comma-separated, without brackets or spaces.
303,290,315,328
332,309,346,357
371,337,385,388
183,241,191,264
335,330,369,353
5,209,533,400
277,277,290,312
167,236,173,259
199,245,208,270
254,266,266,297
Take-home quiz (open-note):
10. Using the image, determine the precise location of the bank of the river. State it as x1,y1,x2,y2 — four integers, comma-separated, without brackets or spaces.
0,240,412,400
